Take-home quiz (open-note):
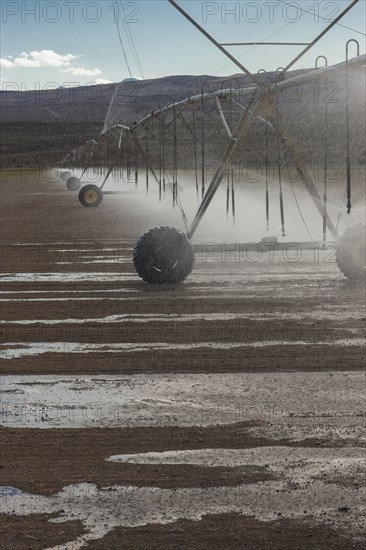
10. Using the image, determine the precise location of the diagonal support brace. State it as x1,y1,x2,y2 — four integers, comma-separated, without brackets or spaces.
187,92,262,239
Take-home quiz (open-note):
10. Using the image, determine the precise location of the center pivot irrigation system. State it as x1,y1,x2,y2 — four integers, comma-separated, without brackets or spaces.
59,0,365,284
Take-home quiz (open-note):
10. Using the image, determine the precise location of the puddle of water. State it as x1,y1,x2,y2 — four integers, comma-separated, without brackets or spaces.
3,242,133,248
55,259,131,265
0,290,136,295
56,248,133,253
1,308,365,324
1,339,364,360
107,447,366,469
1,372,364,436
0,313,257,325
0,486,23,496
1,296,139,303
1,447,365,550
0,273,136,283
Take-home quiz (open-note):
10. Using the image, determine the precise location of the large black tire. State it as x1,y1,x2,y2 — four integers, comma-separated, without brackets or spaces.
133,226,194,284
78,184,103,207
336,224,365,284
66,176,81,191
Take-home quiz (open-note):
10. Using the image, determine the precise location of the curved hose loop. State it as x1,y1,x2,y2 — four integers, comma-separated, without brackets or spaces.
268,67,286,106
274,67,286,105
275,67,286,83
346,39,360,62
256,68,267,87
273,67,286,102
315,55,328,69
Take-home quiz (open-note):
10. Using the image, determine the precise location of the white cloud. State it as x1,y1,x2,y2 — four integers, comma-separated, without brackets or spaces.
64,67,101,77
95,78,111,84
1,50,79,69
1,49,105,82
0,58,13,68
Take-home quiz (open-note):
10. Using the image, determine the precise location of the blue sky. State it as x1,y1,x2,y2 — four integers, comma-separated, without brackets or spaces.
1,0,365,89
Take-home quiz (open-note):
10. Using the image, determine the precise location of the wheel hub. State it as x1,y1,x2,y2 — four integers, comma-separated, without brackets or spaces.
85,189,98,204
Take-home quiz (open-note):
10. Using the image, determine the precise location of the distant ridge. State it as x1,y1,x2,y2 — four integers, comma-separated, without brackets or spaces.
0,69,310,124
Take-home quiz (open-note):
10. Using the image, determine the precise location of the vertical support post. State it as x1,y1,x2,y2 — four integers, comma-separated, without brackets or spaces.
265,121,270,230
173,109,178,208
145,128,149,193
201,87,206,199
275,87,285,237
134,140,138,188
159,111,162,201
192,106,199,200
162,113,166,194
345,39,359,214
231,168,235,224
127,138,131,180
226,168,230,219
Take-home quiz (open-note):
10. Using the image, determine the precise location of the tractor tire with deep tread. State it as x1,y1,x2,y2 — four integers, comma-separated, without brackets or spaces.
78,184,103,207
133,226,194,284
66,176,81,191
336,224,365,284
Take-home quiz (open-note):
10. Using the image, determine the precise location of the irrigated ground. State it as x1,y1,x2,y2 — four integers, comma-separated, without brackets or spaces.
0,171,365,550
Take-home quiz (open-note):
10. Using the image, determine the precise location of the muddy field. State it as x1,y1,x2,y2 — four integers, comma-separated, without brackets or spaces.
0,170,365,549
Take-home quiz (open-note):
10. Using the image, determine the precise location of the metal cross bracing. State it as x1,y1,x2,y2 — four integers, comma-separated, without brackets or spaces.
59,0,365,284
164,0,363,239
68,52,364,231
168,0,360,83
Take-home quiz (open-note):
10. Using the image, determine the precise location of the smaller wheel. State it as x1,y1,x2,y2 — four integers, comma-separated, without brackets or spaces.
79,184,103,207
66,176,81,191
60,171,71,182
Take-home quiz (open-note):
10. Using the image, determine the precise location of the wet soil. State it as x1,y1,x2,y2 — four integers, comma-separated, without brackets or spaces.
0,514,84,550
0,171,365,549
3,424,355,495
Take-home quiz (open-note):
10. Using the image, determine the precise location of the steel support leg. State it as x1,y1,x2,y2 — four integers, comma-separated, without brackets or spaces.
187,93,262,239
271,110,338,238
